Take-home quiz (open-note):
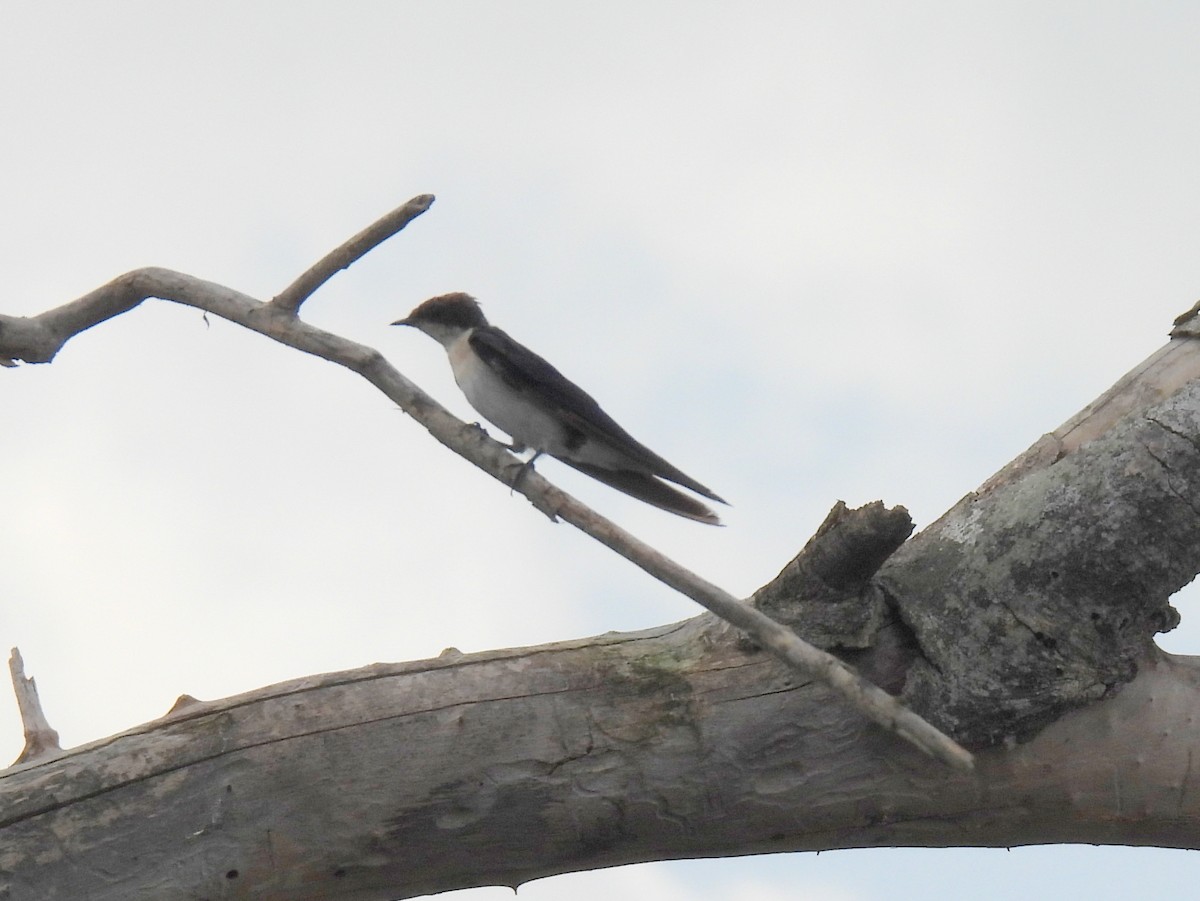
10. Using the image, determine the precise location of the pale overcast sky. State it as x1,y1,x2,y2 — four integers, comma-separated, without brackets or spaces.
2,3,1199,899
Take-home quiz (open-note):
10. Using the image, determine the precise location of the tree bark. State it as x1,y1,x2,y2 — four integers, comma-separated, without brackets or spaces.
884,372,1197,746
2,621,1198,900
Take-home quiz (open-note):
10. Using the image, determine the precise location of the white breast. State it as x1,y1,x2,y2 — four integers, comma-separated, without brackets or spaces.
446,332,568,454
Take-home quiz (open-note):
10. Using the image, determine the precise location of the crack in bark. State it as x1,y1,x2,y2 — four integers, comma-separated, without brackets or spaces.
1143,415,1200,517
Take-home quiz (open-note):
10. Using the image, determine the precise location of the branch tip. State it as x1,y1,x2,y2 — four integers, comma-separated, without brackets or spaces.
8,647,62,765
270,193,437,315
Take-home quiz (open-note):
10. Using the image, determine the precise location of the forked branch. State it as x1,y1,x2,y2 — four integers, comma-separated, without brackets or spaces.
271,194,435,314
0,197,971,770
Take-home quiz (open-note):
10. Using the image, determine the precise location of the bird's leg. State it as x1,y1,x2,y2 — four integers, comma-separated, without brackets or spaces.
510,450,543,493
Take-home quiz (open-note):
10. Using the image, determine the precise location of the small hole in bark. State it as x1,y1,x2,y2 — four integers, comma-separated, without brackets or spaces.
226,870,239,879
334,869,347,878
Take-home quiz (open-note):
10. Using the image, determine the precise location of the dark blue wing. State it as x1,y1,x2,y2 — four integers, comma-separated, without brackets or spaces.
468,326,726,505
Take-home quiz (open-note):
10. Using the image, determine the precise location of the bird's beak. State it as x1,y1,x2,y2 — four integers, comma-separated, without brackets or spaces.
390,315,414,327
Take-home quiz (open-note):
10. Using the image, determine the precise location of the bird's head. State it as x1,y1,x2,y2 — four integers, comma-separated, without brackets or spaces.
392,292,488,347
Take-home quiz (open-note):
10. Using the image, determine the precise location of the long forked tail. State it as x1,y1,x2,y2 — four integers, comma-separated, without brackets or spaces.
558,460,723,525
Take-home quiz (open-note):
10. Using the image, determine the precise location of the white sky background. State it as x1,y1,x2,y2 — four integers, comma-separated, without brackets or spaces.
2,2,1200,898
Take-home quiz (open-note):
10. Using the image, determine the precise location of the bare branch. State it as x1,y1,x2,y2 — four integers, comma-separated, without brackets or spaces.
8,649,61,765
2,628,1196,899
0,204,972,769
269,194,436,314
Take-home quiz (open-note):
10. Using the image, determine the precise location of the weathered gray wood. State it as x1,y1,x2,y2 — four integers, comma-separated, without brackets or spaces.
2,621,1199,900
6,650,61,765
882,373,1200,745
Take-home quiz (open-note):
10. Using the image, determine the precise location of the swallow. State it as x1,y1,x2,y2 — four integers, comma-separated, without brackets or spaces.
392,293,727,524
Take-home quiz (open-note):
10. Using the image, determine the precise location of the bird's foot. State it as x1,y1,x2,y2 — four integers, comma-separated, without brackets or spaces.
510,450,543,494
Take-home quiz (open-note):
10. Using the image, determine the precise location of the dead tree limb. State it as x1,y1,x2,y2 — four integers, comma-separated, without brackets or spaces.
0,620,1196,900
0,199,968,768
270,193,435,314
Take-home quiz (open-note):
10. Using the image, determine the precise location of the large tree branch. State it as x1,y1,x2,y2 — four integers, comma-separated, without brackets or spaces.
1,620,1197,900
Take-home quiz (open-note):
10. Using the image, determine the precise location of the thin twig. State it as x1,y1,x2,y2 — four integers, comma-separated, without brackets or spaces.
0,206,974,770
270,194,436,315
8,648,61,765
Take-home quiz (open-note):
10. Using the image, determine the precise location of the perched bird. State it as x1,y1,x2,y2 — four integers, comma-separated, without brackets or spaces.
392,293,728,524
